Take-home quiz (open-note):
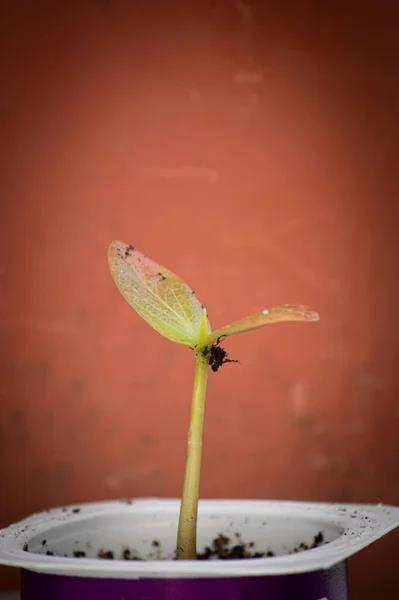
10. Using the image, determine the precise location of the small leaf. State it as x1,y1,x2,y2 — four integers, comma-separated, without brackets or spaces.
108,241,211,347
199,305,319,349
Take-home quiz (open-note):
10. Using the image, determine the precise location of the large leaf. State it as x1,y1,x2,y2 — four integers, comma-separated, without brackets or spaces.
108,241,211,347
199,305,320,349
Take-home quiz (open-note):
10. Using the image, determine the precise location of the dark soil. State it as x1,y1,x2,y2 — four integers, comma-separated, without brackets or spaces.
28,532,325,560
290,531,324,553
206,344,240,372
98,550,115,560
196,533,271,559
95,532,325,561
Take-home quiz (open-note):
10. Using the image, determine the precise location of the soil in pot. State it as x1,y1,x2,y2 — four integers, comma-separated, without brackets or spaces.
29,531,325,561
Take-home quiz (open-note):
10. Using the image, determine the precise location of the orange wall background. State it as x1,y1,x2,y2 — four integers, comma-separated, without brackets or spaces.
1,1,398,597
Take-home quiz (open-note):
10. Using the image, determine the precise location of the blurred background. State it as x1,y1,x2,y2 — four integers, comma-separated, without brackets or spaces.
1,0,398,598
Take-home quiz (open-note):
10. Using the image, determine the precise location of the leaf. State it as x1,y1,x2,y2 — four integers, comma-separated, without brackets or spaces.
199,305,320,349
108,241,211,347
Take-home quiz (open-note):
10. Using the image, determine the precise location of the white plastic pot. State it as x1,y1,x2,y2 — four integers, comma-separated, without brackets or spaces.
0,498,398,599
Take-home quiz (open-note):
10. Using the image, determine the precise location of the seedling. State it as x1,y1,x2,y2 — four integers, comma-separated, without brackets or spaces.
108,240,320,560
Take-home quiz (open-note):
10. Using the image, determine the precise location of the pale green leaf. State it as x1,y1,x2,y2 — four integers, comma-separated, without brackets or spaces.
108,241,211,347
199,305,320,349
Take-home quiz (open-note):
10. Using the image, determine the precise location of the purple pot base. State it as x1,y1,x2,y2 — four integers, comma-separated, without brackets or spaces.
22,562,347,599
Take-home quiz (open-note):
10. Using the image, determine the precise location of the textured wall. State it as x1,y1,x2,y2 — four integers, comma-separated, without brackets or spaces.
1,1,398,597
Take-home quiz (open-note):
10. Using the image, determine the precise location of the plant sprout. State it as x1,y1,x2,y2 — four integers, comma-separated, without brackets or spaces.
108,240,320,560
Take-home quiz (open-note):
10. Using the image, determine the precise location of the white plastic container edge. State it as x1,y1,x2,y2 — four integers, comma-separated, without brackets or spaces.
0,499,398,580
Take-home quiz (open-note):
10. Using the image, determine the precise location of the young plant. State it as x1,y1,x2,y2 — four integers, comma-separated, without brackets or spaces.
108,240,320,560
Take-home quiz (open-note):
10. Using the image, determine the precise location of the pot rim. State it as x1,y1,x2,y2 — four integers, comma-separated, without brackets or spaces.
1,499,398,579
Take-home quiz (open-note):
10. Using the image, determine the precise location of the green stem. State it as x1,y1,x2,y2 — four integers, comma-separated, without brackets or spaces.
176,351,209,559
